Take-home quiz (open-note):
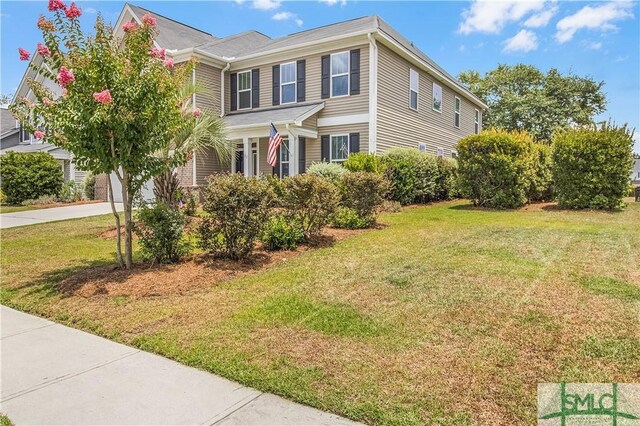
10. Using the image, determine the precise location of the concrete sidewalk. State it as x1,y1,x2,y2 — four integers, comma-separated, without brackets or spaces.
0,202,124,229
0,306,357,425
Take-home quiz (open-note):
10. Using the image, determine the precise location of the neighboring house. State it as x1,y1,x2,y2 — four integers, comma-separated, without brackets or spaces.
631,158,640,185
0,107,84,185
12,3,486,200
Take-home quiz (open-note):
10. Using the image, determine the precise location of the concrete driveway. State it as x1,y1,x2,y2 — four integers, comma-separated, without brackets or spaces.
0,202,124,229
0,306,358,425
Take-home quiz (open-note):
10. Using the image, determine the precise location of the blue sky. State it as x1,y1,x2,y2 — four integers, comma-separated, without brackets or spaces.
1,0,639,151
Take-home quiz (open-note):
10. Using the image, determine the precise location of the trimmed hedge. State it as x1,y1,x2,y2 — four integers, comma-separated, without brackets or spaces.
306,162,345,183
343,152,386,174
380,148,439,205
435,157,460,201
0,151,64,204
552,124,634,209
136,202,190,263
339,171,389,227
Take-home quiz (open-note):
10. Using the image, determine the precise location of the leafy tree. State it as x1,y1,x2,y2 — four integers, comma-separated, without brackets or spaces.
458,64,607,143
11,2,203,268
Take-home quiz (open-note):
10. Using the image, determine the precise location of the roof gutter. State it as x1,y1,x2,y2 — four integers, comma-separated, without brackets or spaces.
220,62,231,117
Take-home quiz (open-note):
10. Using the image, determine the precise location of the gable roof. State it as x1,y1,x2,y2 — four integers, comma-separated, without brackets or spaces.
1,108,18,137
127,3,217,50
198,31,272,58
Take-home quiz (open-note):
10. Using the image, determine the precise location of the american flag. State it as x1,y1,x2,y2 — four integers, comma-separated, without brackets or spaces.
267,123,282,167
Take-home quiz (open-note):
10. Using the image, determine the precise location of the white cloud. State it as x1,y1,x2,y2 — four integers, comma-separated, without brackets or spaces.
615,54,629,62
584,41,602,50
84,7,97,14
523,4,558,27
320,0,347,6
503,29,538,53
233,0,245,4
459,44,466,52
555,1,634,43
252,0,281,11
272,11,303,26
459,0,548,34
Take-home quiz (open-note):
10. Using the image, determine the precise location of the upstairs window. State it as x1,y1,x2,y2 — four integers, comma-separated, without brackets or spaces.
237,70,252,110
331,52,349,97
436,147,444,157
331,135,349,163
433,83,442,112
409,69,419,111
280,62,296,104
475,109,480,134
454,97,461,128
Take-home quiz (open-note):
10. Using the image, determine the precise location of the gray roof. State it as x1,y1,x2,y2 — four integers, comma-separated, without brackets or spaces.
224,102,324,128
0,143,70,160
1,108,18,138
127,4,217,50
198,31,272,58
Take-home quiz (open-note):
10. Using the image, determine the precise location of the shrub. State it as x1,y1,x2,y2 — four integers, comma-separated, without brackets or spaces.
198,173,273,260
280,174,339,240
0,152,63,204
0,190,5,204
135,202,190,264
343,152,386,174
307,162,345,183
261,214,305,250
179,187,198,216
21,194,57,206
333,207,370,229
552,124,634,209
380,148,439,205
435,157,459,201
83,172,96,200
58,181,84,202
527,143,554,202
457,129,536,209
339,171,389,226
380,200,402,213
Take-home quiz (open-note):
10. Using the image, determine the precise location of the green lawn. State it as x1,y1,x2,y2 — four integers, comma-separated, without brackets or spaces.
2,202,639,425
0,205,36,214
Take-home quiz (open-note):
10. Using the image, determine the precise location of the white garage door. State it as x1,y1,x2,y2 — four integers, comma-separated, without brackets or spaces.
109,171,155,203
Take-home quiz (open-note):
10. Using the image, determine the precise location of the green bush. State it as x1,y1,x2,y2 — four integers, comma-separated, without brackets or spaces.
333,207,370,229
21,194,57,206
457,129,536,209
280,174,339,240
339,171,389,226
307,162,345,183
527,143,554,202
0,152,63,204
135,202,190,264
198,174,273,260
83,172,96,200
435,157,459,201
58,181,84,202
0,190,6,204
380,148,439,205
343,152,386,174
261,214,305,250
552,124,634,209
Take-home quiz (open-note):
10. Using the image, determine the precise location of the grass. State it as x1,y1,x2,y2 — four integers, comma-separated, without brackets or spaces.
0,204,35,214
2,202,639,425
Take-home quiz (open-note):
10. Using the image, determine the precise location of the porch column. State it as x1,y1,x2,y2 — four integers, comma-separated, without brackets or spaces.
243,136,250,177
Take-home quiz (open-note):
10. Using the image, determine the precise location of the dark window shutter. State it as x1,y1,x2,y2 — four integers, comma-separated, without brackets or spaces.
298,137,306,173
321,135,330,162
321,55,330,99
272,145,281,178
251,69,260,108
350,49,360,95
349,132,360,154
296,60,306,103
230,72,238,112
272,65,280,106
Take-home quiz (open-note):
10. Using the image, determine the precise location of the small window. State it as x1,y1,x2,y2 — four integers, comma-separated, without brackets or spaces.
237,70,251,110
454,97,461,128
433,83,442,112
280,138,290,177
331,135,349,163
474,109,480,134
418,142,427,153
409,69,419,111
436,147,444,157
280,62,296,104
331,52,349,97
452,150,458,159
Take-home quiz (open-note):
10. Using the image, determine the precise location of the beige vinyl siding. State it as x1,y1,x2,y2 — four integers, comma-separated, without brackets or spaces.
225,45,369,119
376,44,478,157
195,63,222,114
259,137,272,176
195,146,230,185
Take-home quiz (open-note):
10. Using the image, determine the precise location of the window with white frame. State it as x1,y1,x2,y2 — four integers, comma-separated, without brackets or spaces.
433,83,442,112
436,147,444,157
454,97,461,128
418,142,427,153
331,52,349,97
474,109,480,134
237,70,251,110
280,62,296,104
452,149,458,159
280,138,290,177
331,135,349,163
409,69,419,111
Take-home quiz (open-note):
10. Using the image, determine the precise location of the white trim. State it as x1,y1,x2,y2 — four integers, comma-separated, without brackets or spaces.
436,147,444,157
192,67,197,186
317,114,369,127
280,61,297,105
330,134,349,163
474,108,480,134
409,68,419,112
432,82,442,113
451,149,458,159
236,70,252,111
454,96,461,129
368,33,377,154
220,62,230,117
293,102,325,126
330,51,350,98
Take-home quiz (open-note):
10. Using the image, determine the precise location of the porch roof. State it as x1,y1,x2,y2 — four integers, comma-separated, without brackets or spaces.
0,143,71,160
223,102,324,130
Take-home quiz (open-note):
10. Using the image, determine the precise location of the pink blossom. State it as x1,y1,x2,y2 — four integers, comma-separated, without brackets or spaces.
18,48,31,61
36,43,51,57
43,98,54,107
123,21,137,33
22,97,34,108
163,58,174,69
62,88,68,97
92,89,112,104
150,47,166,59
56,66,75,87
142,13,156,26
64,2,81,19
34,130,45,140
37,16,55,32
48,0,66,11
192,108,202,117
187,151,193,160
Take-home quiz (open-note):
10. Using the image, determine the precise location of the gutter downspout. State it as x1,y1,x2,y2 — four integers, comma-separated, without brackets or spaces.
367,32,378,154
220,62,231,118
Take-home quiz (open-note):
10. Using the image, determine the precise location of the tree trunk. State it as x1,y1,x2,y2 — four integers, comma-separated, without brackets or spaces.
153,169,180,207
121,169,133,269
106,173,124,269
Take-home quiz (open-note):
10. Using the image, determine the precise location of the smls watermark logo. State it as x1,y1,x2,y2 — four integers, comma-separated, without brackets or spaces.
538,383,640,425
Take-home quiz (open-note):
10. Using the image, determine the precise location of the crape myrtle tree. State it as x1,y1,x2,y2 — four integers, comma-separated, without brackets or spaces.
11,0,223,269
